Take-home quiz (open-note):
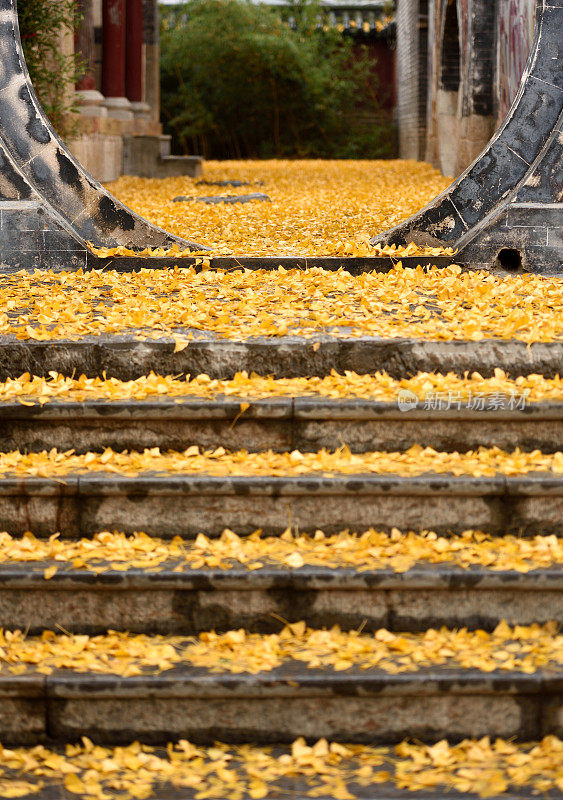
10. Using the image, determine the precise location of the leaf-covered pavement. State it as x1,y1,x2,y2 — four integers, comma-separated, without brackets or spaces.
0,444,561,479
1,369,562,405
2,528,562,576
0,621,561,677
3,265,563,343
0,736,562,799
105,159,452,257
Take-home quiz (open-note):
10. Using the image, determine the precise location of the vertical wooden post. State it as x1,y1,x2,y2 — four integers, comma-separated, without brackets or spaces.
75,0,106,116
126,0,149,117
102,0,133,118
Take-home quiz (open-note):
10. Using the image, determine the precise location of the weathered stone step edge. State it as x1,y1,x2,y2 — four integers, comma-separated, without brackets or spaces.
1,255,455,276
0,563,561,636
104,255,457,273
4,562,563,590
0,473,561,537
0,334,562,381
7,397,563,420
3,397,562,454
2,666,561,746
0,780,548,800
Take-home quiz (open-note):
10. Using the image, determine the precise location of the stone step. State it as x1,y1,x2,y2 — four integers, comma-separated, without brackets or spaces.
1,664,561,746
88,254,456,273
1,473,561,538
0,562,561,635
2,397,562,453
122,135,203,179
1,334,562,381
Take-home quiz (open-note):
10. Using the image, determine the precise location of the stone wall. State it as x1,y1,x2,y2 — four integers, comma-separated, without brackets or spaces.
397,0,536,177
496,0,536,121
396,0,428,160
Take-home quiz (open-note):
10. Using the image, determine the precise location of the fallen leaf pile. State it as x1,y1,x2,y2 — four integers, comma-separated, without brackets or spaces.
89,241,457,259
394,736,563,797
106,159,452,256
0,444,561,479
0,621,561,677
1,735,562,799
175,620,563,676
4,528,562,575
88,243,198,259
2,368,562,405
3,264,563,343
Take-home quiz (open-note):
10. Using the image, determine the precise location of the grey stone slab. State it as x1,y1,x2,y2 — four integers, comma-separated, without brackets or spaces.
292,399,563,421
75,474,508,541
0,202,59,231
0,476,80,537
45,666,561,745
548,226,563,248
0,416,293,455
0,397,293,454
0,473,560,537
500,80,561,166
0,147,34,201
0,763,555,800
506,203,563,228
0,397,294,420
0,674,46,745
196,180,252,187
294,416,563,455
450,142,530,229
0,563,560,635
516,120,563,203
174,193,271,204
529,6,563,90
0,334,562,381
1,397,561,454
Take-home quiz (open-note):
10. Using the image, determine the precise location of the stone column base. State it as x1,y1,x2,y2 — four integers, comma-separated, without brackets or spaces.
102,96,134,121
130,101,152,120
75,89,107,118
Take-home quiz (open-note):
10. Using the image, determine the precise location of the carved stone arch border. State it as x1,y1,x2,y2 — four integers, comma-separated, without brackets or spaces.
372,0,562,274
0,0,205,270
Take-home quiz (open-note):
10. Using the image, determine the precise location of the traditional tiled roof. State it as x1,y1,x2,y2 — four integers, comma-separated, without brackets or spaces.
160,0,394,37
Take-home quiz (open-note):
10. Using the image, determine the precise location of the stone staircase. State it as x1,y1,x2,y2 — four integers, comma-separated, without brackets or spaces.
0,332,561,797
122,135,203,179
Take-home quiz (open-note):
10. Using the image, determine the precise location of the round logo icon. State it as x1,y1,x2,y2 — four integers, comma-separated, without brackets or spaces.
397,389,418,412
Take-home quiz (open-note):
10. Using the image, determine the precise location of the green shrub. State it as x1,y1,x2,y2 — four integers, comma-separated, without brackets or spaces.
18,0,84,137
160,0,394,158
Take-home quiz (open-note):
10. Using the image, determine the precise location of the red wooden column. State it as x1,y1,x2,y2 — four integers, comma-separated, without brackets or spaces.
126,0,150,116
102,0,133,118
75,0,106,116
